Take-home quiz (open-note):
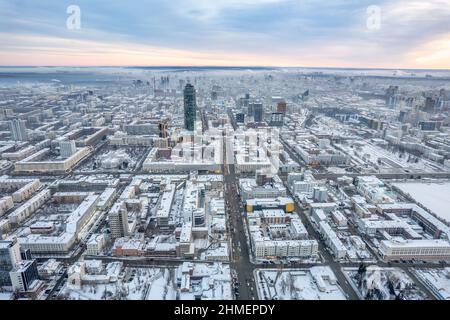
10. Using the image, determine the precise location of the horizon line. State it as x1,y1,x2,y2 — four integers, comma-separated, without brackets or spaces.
1,65,450,72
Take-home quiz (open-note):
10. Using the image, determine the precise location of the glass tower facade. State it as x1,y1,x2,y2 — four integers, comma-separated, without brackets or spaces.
184,83,196,131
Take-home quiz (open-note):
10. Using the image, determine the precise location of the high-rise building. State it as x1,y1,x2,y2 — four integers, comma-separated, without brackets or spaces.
59,140,77,158
240,93,250,108
109,202,129,238
385,85,399,107
253,103,263,122
9,260,39,292
179,79,186,91
301,90,309,101
424,96,436,112
159,121,168,138
269,112,284,127
211,85,221,101
277,100,287,114
0,239,22,287
247,103,254,116
183,83,196,131
9,119,28,141
235,113,245,123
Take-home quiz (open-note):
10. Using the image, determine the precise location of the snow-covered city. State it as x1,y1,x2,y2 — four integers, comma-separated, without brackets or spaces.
1,2,450,316
1,66,450,303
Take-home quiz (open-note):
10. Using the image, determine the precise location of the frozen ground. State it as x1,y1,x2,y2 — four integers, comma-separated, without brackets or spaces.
393,181,450,222
343,266,428,300
338,142,444,173
59,262,232,300
255,267,347,300
413,268,450,300
60,267,176,300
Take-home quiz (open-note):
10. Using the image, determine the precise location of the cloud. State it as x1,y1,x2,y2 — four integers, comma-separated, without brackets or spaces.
169,0,288,20
407,32,450,68
0,32,300,66
0,0,449,68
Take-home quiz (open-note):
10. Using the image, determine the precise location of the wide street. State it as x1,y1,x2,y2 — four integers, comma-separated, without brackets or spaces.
222,131,258,300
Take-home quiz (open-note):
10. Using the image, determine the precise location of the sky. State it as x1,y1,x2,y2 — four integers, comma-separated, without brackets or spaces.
0,0,449,69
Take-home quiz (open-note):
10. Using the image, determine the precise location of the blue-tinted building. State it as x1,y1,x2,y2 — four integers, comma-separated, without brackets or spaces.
184,83,197,131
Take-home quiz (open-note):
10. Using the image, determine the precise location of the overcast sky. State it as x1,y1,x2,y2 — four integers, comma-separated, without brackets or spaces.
0,0,449,68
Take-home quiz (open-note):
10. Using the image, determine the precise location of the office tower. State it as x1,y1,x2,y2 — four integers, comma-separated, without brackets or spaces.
236,113,245,123
385,85,399,107
179,79,186,91
9,259,39,292
437,89,448,109
59,140,77,158
9,119,28,141
183,83,196,131
160,76,169,88
269,112,284,127
277,100,287,114
211,85,221,101
253,103,263,122
159,121,168,138
109,202,129,238
0,239,22,287
243,93,250,107
424,96,436,112
301,90,309,101
247,103,254,116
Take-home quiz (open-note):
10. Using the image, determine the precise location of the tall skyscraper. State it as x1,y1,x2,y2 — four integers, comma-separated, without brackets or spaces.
9,119,28,141
253,103,263,122
184,83,196,131
0,239,23,287
277,100,287,114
